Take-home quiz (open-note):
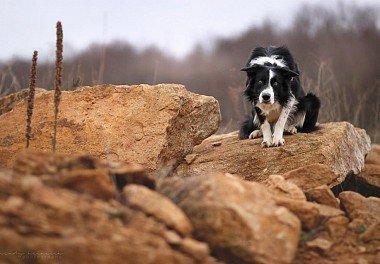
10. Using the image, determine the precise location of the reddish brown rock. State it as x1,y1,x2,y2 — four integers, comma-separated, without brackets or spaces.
109,162,155,189
282,164,339,192
306,185,340,208
366,144,380,165
262,174,306,200
12,151,153,199
306,238,333,252
158,173,301,264
360,222,380,242
274,197,346,231
0,155,216,263
176,122,370,187
0,84,221,170
13,151,117,200
357,144,380,193
123,184,193,236
339,191,380,227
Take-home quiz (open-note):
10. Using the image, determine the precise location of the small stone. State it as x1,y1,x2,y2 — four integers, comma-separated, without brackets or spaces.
179,238,210,261
262,174,306,200
306,238,333,252
306,185,339,208
211,141,222,147
185,154,198,165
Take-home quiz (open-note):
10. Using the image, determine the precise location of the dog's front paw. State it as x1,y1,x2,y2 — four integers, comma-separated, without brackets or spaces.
271,137,285,147
286,126,297,135
261,140,272,148
249,130,262,139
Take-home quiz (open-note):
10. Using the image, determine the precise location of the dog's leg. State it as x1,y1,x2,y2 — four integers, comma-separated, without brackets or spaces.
249,114,262,139
249,129,262,139
239,114,261,140
254,107,272,147
297,93,321,132
261,120,272,147
272,97,295,146
285,126,297,135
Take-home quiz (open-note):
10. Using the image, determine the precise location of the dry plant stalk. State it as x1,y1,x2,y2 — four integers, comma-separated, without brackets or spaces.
25,50,38,148
52,21,63,152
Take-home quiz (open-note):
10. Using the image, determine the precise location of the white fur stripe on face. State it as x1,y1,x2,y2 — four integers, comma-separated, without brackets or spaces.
259,70,275,104
249,55,287,68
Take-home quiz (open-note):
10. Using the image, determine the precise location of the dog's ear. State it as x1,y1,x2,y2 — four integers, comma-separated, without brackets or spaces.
277,67,299,78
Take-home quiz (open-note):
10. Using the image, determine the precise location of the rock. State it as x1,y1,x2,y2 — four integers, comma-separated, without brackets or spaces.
108,162,155,190
294,185,379,264
366,144,380,165
262,174,306,200
357,164,380,191
356,144,380,194
339,191,380,227
360,222,380,242
282,164,339,192
0,84,221,170
306,185,340,208
58,169,116,200
13,151,156,199
0,155,216,263
176,122,370,187
274,197,345,230
123,184,193,236
14,151,117,200
178,238,211,262
324,215,349,241
306,238,333,252
158,172,301,264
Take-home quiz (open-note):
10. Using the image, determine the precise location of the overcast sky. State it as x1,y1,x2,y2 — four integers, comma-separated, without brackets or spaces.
1,0,379,61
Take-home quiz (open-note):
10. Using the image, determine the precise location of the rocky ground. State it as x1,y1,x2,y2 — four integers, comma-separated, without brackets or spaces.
0,85,379,264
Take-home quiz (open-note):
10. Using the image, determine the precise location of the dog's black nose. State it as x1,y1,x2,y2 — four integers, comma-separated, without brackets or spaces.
262,93,271,102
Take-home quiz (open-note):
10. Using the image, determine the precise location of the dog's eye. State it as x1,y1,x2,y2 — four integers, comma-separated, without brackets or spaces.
258,80,263,85
273,81,279,87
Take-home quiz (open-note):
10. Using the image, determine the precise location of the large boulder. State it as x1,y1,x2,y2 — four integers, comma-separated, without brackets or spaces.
0,84,221,170
0,152,216,263
177,122,371,187
158,173,301,264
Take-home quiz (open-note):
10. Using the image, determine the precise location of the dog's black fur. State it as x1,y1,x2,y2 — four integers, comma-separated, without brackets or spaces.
239,46,320,146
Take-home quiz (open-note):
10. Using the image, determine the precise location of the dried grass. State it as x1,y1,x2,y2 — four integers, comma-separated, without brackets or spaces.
52,21,63,152
25,50,38,148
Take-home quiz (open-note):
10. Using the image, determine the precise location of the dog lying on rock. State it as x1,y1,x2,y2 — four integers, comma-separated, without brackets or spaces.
239,46,320,147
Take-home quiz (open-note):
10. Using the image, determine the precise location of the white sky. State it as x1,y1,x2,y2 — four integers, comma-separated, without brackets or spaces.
0,0,379,61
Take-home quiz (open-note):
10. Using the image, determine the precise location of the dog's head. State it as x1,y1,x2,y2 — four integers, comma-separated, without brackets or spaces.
241,64,298,106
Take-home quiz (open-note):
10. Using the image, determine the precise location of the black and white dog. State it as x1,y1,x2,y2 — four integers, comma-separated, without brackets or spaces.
239,46,320,147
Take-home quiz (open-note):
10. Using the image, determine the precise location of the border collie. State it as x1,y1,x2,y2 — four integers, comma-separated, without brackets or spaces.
239,46,320,147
